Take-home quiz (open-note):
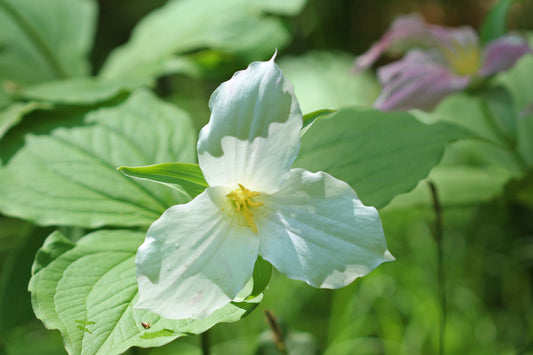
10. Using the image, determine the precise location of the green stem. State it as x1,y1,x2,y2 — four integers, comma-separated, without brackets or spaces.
428,181,446,355
200,331,211,355
0,0,68,79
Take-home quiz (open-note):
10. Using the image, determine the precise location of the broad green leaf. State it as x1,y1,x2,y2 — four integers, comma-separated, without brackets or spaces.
301,109,335,135
29,230,261,355
385,165,512,209
18,77,148,105
100,0,305,81
0,101,50,143
0,90,196,228
478,86,517,144
293,107,472,208
435,93,503,143
278,51,380,114
118,163,208,199
0,105,88,164
480,0,517,44
434,93,527,172
0,0,97,85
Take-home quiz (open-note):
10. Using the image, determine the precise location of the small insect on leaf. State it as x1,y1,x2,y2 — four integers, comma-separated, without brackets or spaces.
141,322,151,329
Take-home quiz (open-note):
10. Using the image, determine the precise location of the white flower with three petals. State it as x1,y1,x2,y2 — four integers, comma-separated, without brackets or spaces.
135,54,394,320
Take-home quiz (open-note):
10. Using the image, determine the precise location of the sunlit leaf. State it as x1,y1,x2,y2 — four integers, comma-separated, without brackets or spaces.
0,90,196,228
29,230,261,355
18,77,148,105
0,0,97,85
100,0,306,81
293,107,472,208
118,163,208,199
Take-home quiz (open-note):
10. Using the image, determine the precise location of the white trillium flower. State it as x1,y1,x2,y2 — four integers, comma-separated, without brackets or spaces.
135,54,394,320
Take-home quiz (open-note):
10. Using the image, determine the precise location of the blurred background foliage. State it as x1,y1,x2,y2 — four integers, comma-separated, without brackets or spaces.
1,0,533,354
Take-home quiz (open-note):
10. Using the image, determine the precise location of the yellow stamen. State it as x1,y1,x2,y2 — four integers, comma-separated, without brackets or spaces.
226,184,263,233
440,40,481,76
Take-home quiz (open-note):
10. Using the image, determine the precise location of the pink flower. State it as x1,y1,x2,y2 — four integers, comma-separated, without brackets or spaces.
354,14,531,111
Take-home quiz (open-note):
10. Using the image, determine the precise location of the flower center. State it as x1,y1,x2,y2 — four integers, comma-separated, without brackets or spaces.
440,41,481,76
226,184,263,233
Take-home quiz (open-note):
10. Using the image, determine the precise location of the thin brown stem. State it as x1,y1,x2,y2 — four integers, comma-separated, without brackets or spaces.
200,330,210,355
428,181,446,355
264,310,287,355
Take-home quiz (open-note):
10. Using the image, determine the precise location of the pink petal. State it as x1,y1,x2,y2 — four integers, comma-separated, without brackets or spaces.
354,14,435,73
479,35,531,77
353,14,479,73
375,51,470,111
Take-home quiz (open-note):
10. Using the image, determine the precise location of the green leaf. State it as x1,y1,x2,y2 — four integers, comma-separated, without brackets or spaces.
29,230,260,355
434,93,527,172
293,107,472,209
278,51,380,114
0,90,196,228
0,0,97,85
301,109,335,135
100,0,306,81
385,165,512,209
18,77,148,106
478,86,518,144
31,230,75,275
250,256,272,299
118,163,208,199
0,101,50,143
480,0,517,44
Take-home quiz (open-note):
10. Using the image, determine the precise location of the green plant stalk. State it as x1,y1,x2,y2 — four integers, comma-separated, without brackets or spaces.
428,181,446,355
0,0,68,79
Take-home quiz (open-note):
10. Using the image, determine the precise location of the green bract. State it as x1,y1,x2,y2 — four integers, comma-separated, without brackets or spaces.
135,55,394,320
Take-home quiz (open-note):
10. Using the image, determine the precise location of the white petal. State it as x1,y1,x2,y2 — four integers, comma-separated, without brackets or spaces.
256,169,393,289
135,187,259,319
197,55,302,193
